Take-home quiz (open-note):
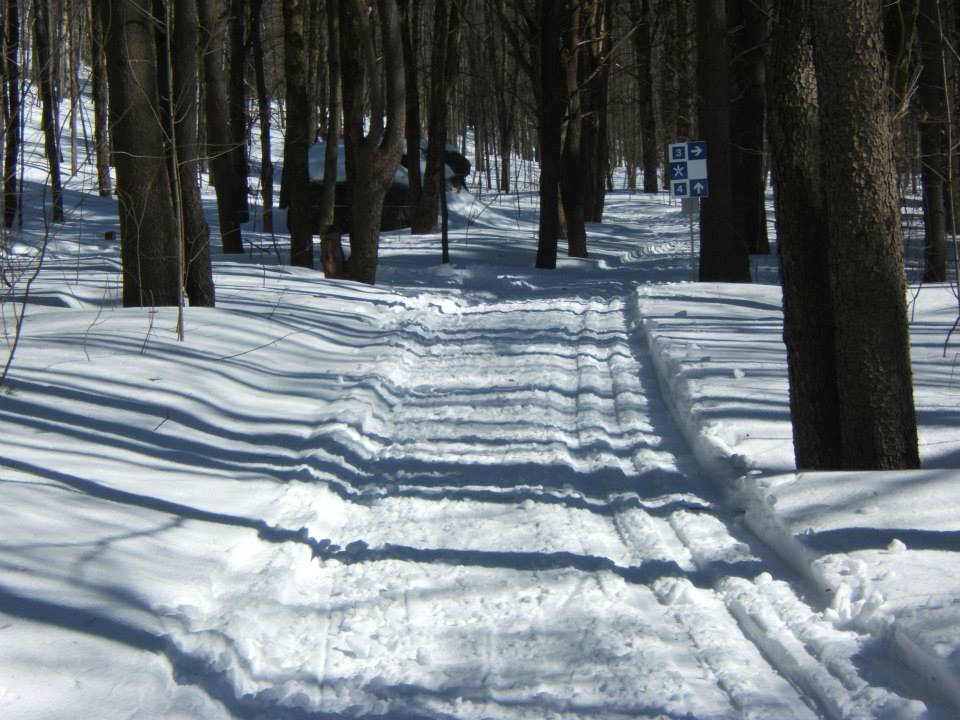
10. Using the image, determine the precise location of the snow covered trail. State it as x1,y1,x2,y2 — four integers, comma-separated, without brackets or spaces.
0,199,934,716
156,290,924,719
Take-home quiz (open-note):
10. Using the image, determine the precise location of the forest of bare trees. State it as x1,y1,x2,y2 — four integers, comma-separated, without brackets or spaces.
1,0,958,470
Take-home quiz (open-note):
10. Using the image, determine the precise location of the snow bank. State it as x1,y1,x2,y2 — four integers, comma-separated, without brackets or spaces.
631,283,794,488
634,281,960,716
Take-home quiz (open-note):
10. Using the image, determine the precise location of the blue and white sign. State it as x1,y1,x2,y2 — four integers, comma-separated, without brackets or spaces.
668,141,709,198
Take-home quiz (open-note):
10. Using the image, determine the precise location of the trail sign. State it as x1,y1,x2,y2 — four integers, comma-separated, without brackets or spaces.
668,141,709,198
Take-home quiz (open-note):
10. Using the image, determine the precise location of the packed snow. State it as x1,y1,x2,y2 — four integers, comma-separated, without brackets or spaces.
3,102,960,719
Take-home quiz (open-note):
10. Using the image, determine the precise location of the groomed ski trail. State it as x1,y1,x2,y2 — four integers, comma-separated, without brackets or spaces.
165,290,926,719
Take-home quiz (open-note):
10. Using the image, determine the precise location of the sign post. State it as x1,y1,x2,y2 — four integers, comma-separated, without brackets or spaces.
668,141,708,277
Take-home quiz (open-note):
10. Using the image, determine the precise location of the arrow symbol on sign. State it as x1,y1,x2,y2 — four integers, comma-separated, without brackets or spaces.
690,145,704,158
693,181,705,194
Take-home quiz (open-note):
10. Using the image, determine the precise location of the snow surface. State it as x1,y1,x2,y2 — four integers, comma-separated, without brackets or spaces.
3,96,960,718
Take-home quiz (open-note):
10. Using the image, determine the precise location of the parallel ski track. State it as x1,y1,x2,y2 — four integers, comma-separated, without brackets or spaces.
365,292,921,719
166,291,923,718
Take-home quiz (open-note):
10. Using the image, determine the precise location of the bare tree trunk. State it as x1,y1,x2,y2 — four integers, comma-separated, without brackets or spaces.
472,52,489,193
340,0,406,284
68,3,79,176
696,0,750,281
948,2,959,233
172,0,215,306
321,0,344,275
89,0,111,198
658,0,679,146
489,2,517,193
581,0,610,221
283,0,315,268
411,0,460,234
251,0,274,234
3,0,21,228
560,1,587,258
198,0,244,253
100,0,180,307
631,0,659,193
399,0,423,212
306,0,324,139
676,1,695,139
537,0,563,269
812,0,920,469
768,0,841,470
34,0,65,222
728,0,769,255
228,0,249,222
917,0,948,283
0,22,4,203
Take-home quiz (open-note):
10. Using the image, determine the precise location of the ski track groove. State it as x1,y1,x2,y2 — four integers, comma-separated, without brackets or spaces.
458,294,804,715
369,293,882,717
575,297,819,718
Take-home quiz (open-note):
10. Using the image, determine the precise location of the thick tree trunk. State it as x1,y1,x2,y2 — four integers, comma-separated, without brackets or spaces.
172,0,215,306
3,0,21,228
536,0,563,269
631,0,659,193
340,0,405,284
283,0,315,268
812,0,920,469
560,2,587,258
768,0,841,470
198,0,244,253
33,0,64,222
100,0,180,307
728,0,769,255
696,0,750,281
